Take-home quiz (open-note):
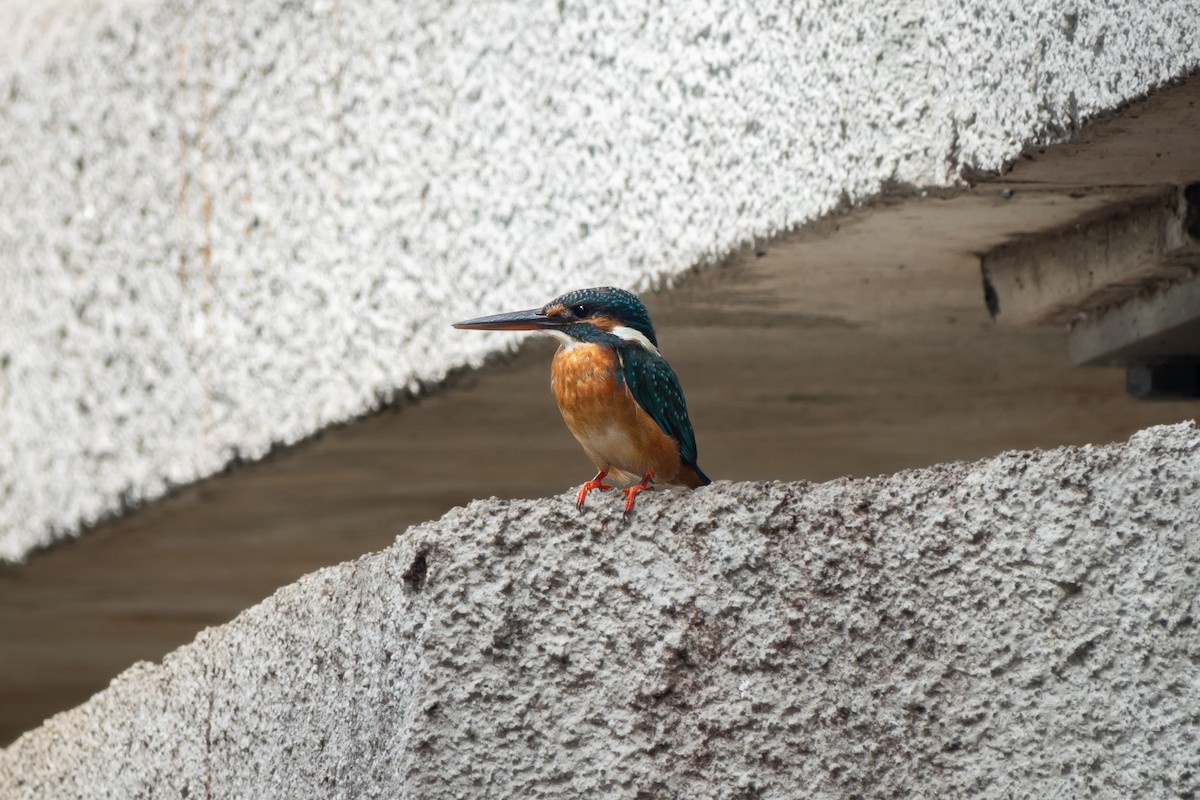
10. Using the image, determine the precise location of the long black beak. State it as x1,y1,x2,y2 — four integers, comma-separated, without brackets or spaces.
451,308,565,331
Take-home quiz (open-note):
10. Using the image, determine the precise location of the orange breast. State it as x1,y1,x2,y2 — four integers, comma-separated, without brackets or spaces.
550,344,683,484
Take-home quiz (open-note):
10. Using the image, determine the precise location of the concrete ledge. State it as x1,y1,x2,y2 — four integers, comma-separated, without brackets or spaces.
3,422,1198,798
982,188,1200,326
1070,269,1200,367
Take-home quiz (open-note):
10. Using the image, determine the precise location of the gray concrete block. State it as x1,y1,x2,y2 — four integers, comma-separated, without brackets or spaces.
3,422,1198,798
4,0,1200,561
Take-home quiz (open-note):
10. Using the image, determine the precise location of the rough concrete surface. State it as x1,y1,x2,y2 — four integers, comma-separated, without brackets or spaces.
3,0,1200,560
3,421,1198,798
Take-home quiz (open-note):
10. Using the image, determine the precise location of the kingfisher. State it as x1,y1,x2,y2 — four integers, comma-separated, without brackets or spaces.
452,286,710,514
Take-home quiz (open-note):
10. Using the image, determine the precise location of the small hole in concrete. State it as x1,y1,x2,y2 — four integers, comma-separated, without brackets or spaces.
403,550,429,592
982,274,999,317
1052,580,1082,596
1183,183,1200,239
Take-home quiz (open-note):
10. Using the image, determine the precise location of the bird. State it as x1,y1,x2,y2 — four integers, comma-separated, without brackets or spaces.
452,286,710,514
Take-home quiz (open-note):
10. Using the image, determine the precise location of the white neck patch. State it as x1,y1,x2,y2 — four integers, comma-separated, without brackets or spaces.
610,326,660,355
544,329,582,350
542,325,659,355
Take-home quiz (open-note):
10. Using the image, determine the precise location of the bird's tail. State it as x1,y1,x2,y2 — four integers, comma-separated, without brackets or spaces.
676,463,711,488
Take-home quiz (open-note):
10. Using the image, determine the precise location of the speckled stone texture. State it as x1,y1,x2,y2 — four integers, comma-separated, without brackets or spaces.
2,0,1200,561
3,422,1198,798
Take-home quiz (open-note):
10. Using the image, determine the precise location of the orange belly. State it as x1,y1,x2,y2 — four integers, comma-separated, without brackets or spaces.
550,344,683,485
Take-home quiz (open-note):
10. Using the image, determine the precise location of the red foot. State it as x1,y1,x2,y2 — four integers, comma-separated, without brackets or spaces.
576,470,614,510
621,472,655,516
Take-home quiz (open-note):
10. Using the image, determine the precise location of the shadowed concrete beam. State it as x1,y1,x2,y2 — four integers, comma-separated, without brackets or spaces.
981,187,1200,326
1069,269,1200,367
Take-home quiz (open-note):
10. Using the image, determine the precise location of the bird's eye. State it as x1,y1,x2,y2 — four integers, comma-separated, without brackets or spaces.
572,304,589,318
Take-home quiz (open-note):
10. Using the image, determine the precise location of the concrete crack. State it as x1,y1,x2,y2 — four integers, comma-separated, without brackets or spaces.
204,675,215,800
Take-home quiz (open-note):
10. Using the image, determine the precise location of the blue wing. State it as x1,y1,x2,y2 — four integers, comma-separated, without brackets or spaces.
617,344,701,468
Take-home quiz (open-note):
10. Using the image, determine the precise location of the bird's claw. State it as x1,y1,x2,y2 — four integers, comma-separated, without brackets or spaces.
621,473,654,516
576,476,613,510
621,485,648,515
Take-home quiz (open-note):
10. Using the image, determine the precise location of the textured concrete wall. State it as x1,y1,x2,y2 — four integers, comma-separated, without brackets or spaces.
2,422,1197,798
2,0,1199,561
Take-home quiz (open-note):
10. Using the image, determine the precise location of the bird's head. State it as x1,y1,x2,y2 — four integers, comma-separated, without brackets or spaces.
453,286,659,351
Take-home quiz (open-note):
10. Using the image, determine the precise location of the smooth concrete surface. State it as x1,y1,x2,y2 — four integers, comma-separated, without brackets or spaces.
4,0,1200,562
1070,271,1200,366
982,189,1198,327
3,422,1199,798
